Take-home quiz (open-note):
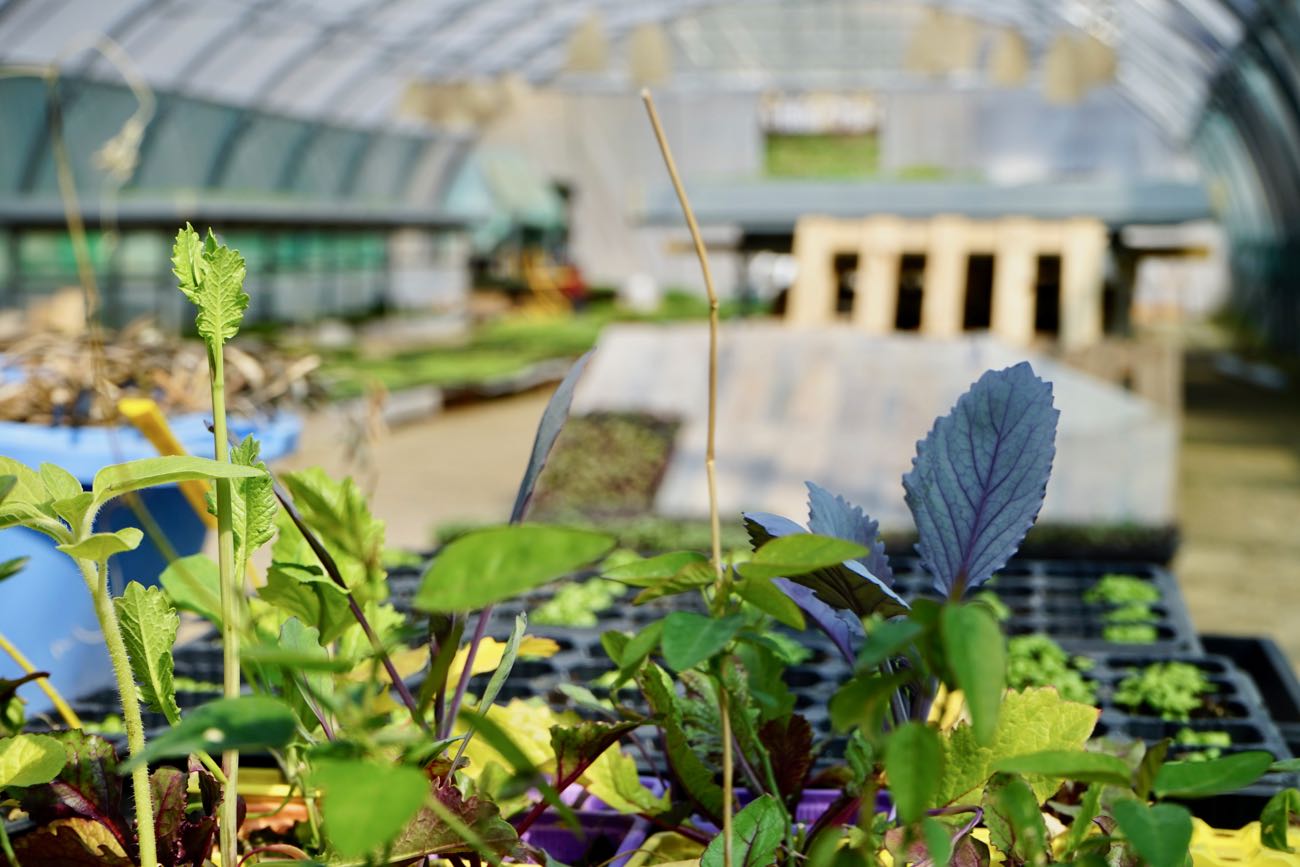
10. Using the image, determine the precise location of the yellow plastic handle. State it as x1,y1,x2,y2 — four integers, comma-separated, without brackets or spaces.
117,398,217,528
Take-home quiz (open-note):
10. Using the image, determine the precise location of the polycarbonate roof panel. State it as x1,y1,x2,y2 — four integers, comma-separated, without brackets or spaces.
0,0,1249,141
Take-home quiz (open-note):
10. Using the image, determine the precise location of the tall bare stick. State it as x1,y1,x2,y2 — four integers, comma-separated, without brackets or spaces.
641,88,733,867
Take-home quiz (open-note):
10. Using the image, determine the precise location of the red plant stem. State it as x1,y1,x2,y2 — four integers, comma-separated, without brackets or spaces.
270,480,427,731
442,605,492,740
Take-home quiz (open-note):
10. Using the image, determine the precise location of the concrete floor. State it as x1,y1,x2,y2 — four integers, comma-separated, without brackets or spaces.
277,353,1300,665
1173,354,1300,665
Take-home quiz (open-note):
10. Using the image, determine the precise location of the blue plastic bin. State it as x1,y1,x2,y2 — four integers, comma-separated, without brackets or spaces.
0,412,299,713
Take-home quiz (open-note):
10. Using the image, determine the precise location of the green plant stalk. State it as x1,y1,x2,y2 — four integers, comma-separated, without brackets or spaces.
78,558,158,867
208,346,241,867
0,817,18,867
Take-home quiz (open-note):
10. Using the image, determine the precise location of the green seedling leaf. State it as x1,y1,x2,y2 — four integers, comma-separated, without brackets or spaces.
124,696,296,769
1270,758,1300,773
313,759,430,860
57,528,143,562
51,492,93,529
0,556,27,584
259,561,353,643
114,582,181,725
0,458,55,520
0,474,15,505
942,603,1005,745
638,664,723,819
736,574,805,629
660,612,744,671
159,554,222,626
884,723,943,822
1062,783,1105,857
0,733,67,788
277,618,335,733
615,620,664,683
1261,788,1300,852
603,550,708,586
390,777,518,862
737,533,869,582
458,614,528,759
240,645,354,671
415,525,614,612
173,224,249,346
992,750,1132,786
39,463,82,503
1135,737,1170,800
701,794,784,867
1153,750,1273,799
633,560,716,604
921,816,953,867
984,773,1048,865
938,687,1099,806
1112,799,1192,867
92,456,262,507
510,351,591,523
829,669,911,734
279,468,385,599
227,435,276,569
856,618,925,670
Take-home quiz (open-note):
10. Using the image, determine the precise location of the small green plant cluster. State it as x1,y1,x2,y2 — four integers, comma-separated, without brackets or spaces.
1114,661,1216,721
1175,728,1233,762
533,577,626,627
1084,573,1161,644
1006,634,1098,705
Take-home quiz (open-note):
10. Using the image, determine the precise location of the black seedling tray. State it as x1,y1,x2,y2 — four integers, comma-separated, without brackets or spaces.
1202,635,1300,726
891,559,1201,654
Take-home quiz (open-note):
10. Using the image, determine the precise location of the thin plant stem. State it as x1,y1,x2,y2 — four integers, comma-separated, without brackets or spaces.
79,559,158,867
443,607,491,740
208,345,242,867
269,478,427,730
0,633,81,729
0,818,18,867
642,88,732,867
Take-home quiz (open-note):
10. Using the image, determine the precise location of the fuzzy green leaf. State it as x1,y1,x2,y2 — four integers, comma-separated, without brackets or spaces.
39,463,82,502
0,458,56,530
701,795,784,867
92,456,262,507
57,528,143,562
114,582,181,725
1112,799,1192,867
942,603,1005,745
416,524,614,612
660,612,743,671
228,435,276,569
314,759,431,860
0,733,67,788
885,723,944,823
737,533,869,582
173,225,249,345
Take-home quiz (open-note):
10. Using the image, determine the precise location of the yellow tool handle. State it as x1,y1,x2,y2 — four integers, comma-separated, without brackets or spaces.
117,398,217,528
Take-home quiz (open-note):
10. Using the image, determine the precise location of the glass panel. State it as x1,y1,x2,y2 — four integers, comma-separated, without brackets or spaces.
0,78,49,193
290,127,367,198
29,81,141,195
219,115,301,193
131,97,236,192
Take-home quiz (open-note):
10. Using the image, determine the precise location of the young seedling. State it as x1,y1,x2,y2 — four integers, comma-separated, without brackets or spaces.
1114,661,1216,721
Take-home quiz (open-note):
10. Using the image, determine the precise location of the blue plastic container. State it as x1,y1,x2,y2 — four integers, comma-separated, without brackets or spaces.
0,413,299,713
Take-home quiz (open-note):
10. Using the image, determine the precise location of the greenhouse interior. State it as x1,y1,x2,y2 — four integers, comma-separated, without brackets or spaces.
2,1,1300,865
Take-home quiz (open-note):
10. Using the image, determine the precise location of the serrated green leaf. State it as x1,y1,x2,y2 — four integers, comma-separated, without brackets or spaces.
603,551,709,586
259,562,353,644
0,733,67,788
885,723,944,822
938,687,1099,807
632,560,716,604
92,456,262,507
0,458,56,530
1153,751,1273,799
159,554,222,626
1261,788,1300,852
736,574,805,629
638,664,723,818
173,226,249,345
314,759,430,860
942,603,1004,745
114,582,181,725
1112,799,1192,867
700,794,784,867
415,525,614,612
991,750,1132,786
660,612,743,671
736,533,869,582
228,435,276,569
57,528,143,562
123,696,296,769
